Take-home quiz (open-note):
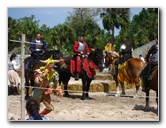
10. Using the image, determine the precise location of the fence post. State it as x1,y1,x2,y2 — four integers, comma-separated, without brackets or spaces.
21,34,25,120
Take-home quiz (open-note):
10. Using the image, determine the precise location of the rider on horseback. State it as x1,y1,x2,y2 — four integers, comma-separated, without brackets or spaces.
73,34,90,80
26,33,48,74
111,39,132,77
141,36,158,92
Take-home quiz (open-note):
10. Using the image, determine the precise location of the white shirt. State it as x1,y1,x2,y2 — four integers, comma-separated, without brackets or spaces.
8,60,20,71
139,57,145,62
119,44,126,52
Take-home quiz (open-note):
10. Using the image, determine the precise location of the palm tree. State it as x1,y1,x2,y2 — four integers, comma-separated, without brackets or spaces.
100,8,130,50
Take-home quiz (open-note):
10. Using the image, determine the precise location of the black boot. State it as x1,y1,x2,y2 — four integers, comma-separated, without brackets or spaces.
75,73,79,80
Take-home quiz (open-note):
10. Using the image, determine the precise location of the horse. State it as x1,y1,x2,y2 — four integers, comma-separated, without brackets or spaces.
58,48,104,100
105,51,145,97
24,50,63,100
141,66,158,110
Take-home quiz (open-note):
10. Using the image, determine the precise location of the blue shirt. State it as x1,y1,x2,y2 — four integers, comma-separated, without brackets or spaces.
26,116,48,120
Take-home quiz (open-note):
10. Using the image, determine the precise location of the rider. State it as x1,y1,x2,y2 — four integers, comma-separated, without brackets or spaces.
73,34,90,80
26,33,48,74
111,39,132,77
140,36,158,92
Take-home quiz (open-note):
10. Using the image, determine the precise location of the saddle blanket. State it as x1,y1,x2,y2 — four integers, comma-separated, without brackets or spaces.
70,58,98,78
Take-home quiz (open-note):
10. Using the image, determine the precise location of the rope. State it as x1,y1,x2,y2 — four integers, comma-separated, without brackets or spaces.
9,39,43,45
24,86,158,99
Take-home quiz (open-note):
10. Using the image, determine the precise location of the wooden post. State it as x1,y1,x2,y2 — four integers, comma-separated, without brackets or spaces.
21,34,25,120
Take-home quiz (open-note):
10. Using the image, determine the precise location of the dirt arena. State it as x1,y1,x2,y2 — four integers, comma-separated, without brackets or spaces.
8,74,159,121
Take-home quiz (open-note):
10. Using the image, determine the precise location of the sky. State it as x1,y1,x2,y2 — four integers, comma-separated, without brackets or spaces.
8,8,142,36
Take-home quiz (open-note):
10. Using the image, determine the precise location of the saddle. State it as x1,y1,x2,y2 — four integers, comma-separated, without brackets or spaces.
70,57,98,78
148,65,158,81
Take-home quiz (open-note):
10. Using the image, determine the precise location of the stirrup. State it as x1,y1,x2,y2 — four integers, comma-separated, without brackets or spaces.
75,73,79,80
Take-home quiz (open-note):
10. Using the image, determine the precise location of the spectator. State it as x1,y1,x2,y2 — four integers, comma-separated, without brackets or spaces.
139,54,145,62
26,99,48,120
8,53,20,95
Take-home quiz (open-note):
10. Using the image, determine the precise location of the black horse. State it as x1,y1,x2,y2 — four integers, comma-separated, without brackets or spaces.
58,48,104,100
24,50,63,100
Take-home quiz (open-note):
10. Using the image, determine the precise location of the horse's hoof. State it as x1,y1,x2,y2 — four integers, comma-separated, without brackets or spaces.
121,93,126,96
81,97,86,100
144,105,150,111
133,94,138,98
64,93,70,97
115,94,120,97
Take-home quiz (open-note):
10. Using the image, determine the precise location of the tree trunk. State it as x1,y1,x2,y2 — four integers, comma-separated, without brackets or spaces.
111,27,115,51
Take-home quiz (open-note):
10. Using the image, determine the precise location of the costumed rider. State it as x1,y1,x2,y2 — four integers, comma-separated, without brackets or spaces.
111,39,132,77
140,36,158,92
32,57,64,116
73,34,90,80
26,33,48,75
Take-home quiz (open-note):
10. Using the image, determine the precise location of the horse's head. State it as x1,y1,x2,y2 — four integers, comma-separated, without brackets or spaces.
89,48,104,70
105,51,119,68
44,50,63,60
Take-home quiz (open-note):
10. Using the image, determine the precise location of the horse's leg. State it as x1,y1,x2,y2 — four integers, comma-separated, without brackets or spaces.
81,78,87,100
133,78,141,98
85,78,92,99
144,90,150,110
115,77,120,97
121,82,126,95
25,79,30,100
63,81,70,97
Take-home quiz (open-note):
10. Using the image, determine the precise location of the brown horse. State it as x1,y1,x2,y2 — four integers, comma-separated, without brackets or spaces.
58,48,104,100
105,51,145,97
141,66,158,110
24,50,63,100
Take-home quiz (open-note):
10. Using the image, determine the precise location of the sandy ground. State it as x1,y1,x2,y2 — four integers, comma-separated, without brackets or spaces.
8,91,159,121
8,74,159,121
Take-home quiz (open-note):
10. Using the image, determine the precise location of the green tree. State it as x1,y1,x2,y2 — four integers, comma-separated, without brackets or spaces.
18,15,40,41
100,8,130,49
8,17,21,52
120,8,158,49
67,8,101,36
49,23,76,55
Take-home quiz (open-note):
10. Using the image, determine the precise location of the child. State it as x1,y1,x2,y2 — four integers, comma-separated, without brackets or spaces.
26,99,48,120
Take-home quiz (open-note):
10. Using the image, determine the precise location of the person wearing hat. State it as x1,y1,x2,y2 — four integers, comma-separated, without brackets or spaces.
26,33,48,75
73,34,90,80
32,57,64,116
8,53,20,95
